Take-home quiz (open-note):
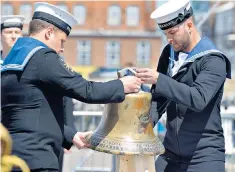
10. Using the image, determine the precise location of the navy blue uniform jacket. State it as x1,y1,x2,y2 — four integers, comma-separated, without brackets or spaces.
150,38,231,163
1,40,125,170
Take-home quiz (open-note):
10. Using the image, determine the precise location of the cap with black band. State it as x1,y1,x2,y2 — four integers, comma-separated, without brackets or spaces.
32,2,78,36
150,0,193,30
1,15,25,31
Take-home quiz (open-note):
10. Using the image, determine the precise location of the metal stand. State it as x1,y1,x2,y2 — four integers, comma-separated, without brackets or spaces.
115,155,155,172
111,155,117,172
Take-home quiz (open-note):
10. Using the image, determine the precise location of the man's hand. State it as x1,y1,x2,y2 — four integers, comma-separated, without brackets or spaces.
119,76,142,93
72,131,92,149
136,68,159,84
64,148,72,153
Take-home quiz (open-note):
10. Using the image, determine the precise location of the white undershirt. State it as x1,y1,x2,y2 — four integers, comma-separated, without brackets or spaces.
171,52,188,76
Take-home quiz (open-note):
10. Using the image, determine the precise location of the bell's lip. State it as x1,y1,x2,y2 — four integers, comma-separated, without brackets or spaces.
86,133,165,156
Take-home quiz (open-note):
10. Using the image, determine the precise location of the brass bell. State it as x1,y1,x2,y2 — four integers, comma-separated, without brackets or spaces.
86,91,165,156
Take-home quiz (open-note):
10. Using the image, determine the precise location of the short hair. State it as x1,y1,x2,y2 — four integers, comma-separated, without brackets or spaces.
28,19,58,35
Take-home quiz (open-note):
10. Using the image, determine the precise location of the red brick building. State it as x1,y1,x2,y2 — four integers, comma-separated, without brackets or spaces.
1,1,234,92
1,1,163,71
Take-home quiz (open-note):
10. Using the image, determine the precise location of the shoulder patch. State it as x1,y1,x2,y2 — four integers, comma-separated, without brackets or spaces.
58,57,76,76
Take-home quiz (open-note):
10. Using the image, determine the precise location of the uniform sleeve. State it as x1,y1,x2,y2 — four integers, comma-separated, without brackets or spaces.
152,54,227,112
37,51,125,104
62,97,76,149
63,97,76,130
150,44,170,126
62,125,76,149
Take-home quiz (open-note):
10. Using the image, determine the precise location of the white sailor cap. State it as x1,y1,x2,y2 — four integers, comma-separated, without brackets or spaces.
33,2,78,36
1,15,25,31
150,0,193,30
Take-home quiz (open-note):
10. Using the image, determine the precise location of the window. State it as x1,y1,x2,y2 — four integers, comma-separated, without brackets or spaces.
126,6,139,26
106,41,120,66
20,4,32,24
77,41,91,65
2,3,13,15
73,5,86,25
56,4,68,11
137,41,151,65
108,5,121,26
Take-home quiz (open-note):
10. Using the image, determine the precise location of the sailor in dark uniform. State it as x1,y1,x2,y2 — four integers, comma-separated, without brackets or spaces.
0,15,25,64
136,0,232,172
1,2,142,171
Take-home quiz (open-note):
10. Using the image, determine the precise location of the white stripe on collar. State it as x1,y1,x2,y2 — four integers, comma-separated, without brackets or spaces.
1,46,45,72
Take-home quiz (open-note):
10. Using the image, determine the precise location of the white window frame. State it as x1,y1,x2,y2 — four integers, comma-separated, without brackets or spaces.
2,3,14,15
77,40,91,65
19,4,32,24
137,41,151,65
73,5,86,25
106,41,120,66
107,5,121,26
126,6,139,26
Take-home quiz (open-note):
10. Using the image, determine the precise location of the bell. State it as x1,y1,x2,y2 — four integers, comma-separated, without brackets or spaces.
86,91,165,156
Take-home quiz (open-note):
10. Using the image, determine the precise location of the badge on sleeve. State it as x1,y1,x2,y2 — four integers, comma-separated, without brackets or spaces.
58,57,76,76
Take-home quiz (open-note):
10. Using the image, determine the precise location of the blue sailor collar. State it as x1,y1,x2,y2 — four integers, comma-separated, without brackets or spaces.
1,37,48,72
168,37,231,79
